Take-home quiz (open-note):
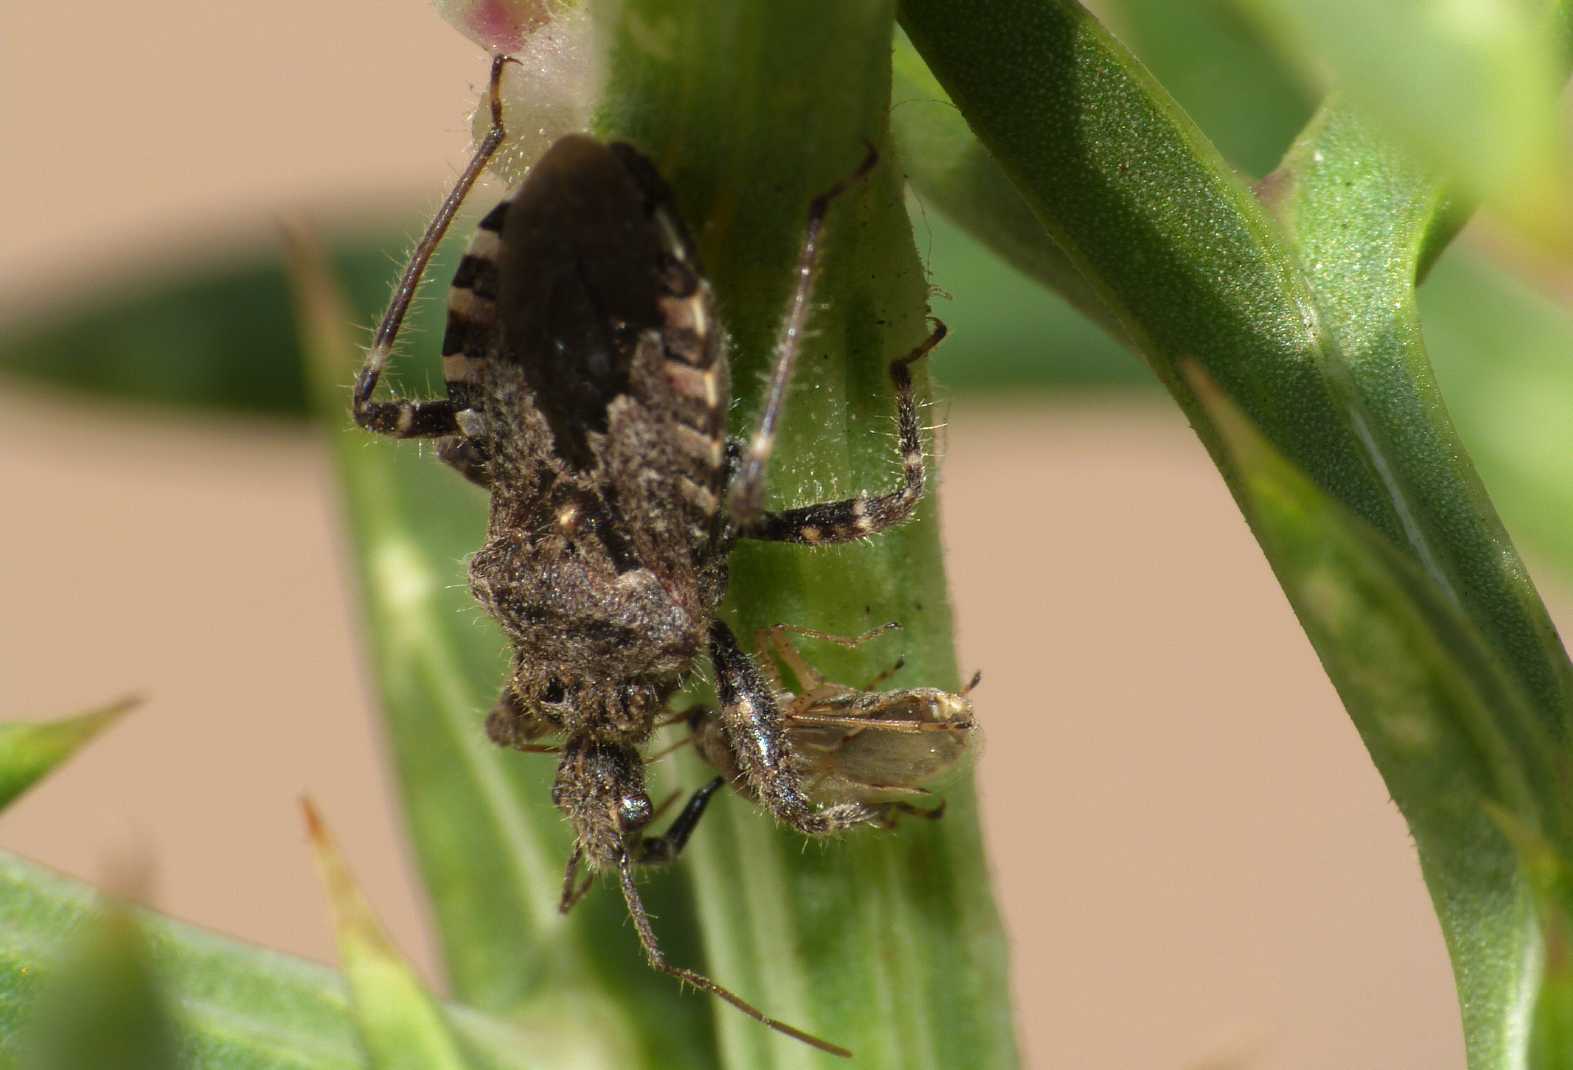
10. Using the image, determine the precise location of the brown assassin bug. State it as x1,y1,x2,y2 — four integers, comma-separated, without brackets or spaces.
691,624,979,822
353,55,947,1056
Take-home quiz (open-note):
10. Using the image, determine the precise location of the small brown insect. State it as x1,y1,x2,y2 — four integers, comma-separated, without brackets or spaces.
692,624,979,823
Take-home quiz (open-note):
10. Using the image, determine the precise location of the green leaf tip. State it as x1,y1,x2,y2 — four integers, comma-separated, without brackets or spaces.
303,797,479,1070
0,694,138,811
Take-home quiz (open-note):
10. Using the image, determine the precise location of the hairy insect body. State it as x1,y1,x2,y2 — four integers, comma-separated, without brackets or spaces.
353,56,949,1057
456,140,723,761
462,135,732,862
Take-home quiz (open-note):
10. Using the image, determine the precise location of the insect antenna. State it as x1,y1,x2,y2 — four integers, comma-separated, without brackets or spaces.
616,855,852,1058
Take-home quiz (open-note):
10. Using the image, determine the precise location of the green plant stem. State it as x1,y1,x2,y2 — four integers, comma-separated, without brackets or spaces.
897,3,1573,1067
594,2,1017,1066
897,0,1571,740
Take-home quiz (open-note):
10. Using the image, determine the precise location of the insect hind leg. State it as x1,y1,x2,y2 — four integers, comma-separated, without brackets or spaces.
742,320,946,545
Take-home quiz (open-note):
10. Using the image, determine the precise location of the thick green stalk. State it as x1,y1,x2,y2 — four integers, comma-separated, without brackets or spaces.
593,2,1017,1066
1268,96,1573,1070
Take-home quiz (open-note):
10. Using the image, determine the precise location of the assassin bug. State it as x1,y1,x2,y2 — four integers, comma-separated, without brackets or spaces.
354,55,946,1055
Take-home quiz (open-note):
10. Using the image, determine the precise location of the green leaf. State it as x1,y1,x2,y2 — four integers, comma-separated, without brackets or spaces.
1192,371,1568,1070
0,696,136,810
897,0,1573,739
890,38,1117,338
0,852,364,1069
287,231,705,1067
1106,0,1314,178
1232,0,1573,243
21,907,180,1070
1422,251,1573,578
303,800,478,1070
596,2,1016,1065
0,852,562,1070
0,235,450,421
1268,100,1573,739
917,208,1148,393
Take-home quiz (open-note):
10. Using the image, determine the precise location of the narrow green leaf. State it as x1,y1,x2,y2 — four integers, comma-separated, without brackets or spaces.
1268,100,1573,740
0,853,565,1070
303,799,478,1070
1193,371,1569,1070
899,0,1404,533
21,907,180,1070
897,0,1573,737
1421,251,1573,578
890,39,1117,338
597,2,1017,1066
0,853,365,1069
0,235,449,420
1233,0,1573,243
286,230,703,1067
1106,0,1314,178
0,696,136,810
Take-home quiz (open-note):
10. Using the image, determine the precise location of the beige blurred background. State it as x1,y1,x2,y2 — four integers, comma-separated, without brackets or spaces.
6,3,1560,1067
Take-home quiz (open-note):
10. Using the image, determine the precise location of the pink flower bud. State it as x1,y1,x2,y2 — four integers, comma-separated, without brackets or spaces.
465,5,598,186
432,0,554,55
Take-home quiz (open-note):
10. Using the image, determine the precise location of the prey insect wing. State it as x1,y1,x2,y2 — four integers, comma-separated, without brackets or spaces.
693,625,978,819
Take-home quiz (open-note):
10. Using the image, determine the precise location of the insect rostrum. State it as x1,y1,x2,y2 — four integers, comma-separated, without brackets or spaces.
354,56,944,1056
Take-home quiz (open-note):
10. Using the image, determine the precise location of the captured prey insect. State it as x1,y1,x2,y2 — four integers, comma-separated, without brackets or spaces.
353,56,947,1055
692,624,979,824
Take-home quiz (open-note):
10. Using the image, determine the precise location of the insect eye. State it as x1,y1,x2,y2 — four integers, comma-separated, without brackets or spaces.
618,792,654,832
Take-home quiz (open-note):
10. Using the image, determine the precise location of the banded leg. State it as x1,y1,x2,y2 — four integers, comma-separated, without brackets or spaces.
709,620,880,837
728,144,879,528
352,53,512,440
743,320,947,545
